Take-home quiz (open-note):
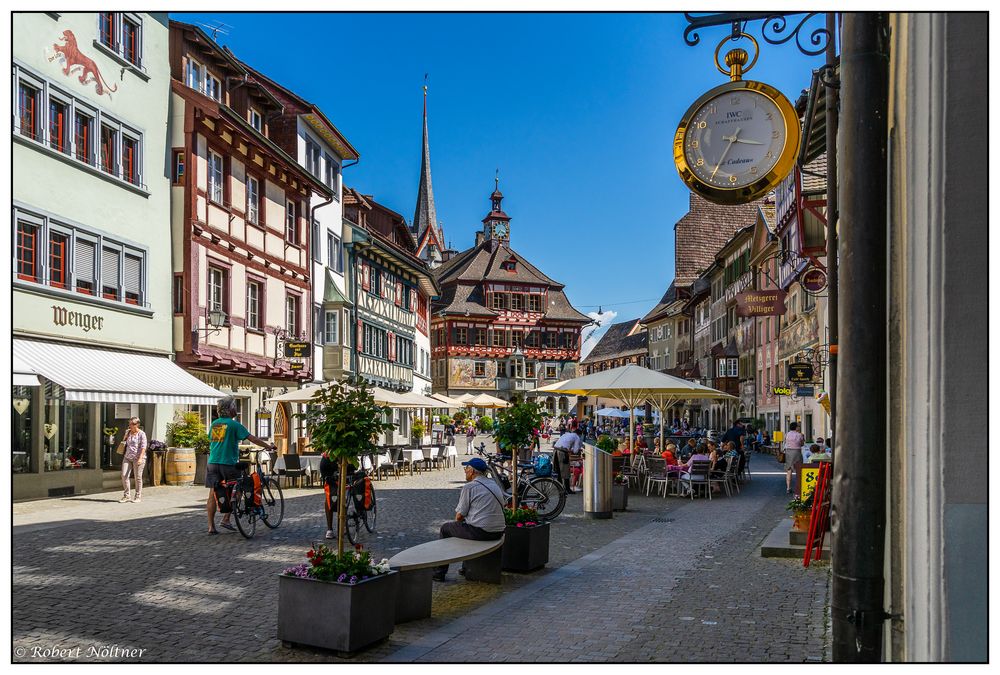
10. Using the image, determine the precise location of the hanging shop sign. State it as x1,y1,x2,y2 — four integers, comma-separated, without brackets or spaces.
801,266,828,294
772,386,793,397
788,362,814,384
288,361,305,371
736,290,787,317
283,341,312,358
674,33,801,205
796,386,815,397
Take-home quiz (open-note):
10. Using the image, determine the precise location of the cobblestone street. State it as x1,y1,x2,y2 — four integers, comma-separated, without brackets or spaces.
13,444,829,663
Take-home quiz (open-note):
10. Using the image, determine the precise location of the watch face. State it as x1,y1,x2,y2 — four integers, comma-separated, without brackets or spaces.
682,87,787,189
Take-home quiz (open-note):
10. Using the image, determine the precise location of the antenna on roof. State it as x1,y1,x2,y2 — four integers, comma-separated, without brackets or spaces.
196,21,232,42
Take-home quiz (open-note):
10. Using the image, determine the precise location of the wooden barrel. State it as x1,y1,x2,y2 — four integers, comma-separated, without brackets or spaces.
165,448,196,485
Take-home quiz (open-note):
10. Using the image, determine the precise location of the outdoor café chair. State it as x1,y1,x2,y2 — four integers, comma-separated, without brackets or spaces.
708,456,735,497
279,453,308,489
377,449,399,480
738,450,752,482
644,457,670,497
679,459,712,499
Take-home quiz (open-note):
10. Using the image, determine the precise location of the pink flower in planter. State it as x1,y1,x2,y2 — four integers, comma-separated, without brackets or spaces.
525,522,537,526
516,523,524,528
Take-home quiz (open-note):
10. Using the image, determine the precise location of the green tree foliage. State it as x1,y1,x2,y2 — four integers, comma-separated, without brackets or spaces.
476,416,494,433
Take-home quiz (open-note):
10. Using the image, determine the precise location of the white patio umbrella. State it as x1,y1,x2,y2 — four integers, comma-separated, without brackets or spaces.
595,407,626,417
267,384,412,407
542,364,736,458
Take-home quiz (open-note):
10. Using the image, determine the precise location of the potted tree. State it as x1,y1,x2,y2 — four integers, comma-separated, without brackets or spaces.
494,398,549,571
411,417,427,446
281,378,397,654
501,506,548,572
476,415,494,434
165,411,206,486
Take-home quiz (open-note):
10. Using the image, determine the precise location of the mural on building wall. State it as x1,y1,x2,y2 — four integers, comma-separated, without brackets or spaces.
48,30,118,99
450,358,497,388
778,311,819,359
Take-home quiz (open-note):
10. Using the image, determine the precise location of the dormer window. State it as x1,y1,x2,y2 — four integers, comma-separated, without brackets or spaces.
248,108,262,132
186,57,222,101
500,255,517,272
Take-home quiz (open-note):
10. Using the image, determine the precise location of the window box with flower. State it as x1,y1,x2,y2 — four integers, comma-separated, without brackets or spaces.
278,543,398,654
612,473,629,511
501,506,550,573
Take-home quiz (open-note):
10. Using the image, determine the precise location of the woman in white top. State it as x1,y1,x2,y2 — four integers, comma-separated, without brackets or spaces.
120,417,148,503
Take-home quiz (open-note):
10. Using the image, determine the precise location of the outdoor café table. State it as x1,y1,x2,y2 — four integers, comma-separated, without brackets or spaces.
401,448,424,475
273,453,323,482
445,445,458,467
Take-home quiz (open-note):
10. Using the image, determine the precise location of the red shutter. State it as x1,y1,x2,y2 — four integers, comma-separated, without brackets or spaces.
388,332,396,362
395,281,402,306
362,262,370,291
410,287,416,310
357,319,363,348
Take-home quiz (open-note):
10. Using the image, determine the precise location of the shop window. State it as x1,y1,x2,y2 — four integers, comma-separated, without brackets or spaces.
44,392,90,471
12,386,33,473
474,361,486,377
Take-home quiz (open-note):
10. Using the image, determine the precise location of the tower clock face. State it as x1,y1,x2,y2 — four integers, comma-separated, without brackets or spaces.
674,80,800,205
493,222,508,239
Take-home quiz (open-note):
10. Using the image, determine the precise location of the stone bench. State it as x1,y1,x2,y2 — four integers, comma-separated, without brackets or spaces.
387,536,505,623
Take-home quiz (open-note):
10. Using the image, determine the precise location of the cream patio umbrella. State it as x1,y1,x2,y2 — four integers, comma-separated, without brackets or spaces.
267,384,413,407
428,392,466,409
466,393,511,408
542,364,737,457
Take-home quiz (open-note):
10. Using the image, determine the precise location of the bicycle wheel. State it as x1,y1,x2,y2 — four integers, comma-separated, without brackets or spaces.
232,488,256,538
260,477,284,529
521,477,566,521
344,497,360,545
363,484,377,533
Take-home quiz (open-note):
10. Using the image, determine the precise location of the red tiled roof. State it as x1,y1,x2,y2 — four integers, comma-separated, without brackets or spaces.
673,193,764,286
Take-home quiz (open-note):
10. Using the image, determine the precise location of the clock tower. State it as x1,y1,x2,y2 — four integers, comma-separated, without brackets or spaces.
482,176,511,243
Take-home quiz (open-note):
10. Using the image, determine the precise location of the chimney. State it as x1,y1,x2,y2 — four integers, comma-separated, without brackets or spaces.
475,231,486,247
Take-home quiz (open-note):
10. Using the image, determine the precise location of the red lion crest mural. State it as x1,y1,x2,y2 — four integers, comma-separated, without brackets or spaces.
48,30,118,98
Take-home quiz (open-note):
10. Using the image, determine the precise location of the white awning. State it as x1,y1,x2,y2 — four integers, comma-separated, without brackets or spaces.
13,354,41,386
13,339,225,405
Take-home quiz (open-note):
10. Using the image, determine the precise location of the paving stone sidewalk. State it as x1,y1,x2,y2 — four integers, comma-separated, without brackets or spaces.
12,444,829,663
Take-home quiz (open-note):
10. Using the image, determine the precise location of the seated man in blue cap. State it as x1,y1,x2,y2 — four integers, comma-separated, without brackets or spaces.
433,456,506,581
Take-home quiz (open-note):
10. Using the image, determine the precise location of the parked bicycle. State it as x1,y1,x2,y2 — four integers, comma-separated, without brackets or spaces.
215,449,284,539
326,463,377,545
476,443,566,520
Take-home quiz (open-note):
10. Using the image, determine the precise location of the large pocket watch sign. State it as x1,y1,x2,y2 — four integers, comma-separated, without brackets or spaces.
674,34,801,205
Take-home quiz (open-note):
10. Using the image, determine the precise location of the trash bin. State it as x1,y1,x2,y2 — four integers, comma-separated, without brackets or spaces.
582,443,613,519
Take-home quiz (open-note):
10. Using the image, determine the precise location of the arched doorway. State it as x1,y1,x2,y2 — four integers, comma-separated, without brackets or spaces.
274,402,291,455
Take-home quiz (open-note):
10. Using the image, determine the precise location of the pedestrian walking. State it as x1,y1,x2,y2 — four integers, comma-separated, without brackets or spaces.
783,422,806,494
119,417,147,503
465,424,476,455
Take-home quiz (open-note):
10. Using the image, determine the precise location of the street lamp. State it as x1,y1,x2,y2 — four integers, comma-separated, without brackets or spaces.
192,307,228,349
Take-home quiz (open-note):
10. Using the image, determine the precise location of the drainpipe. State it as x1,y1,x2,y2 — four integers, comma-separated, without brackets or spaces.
831,12,890,663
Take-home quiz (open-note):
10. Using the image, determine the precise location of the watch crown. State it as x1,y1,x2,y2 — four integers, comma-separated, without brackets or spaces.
725,48,749,81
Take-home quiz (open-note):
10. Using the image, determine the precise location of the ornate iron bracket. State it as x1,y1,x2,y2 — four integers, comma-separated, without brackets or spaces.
756,248,813,288
684,12,833,57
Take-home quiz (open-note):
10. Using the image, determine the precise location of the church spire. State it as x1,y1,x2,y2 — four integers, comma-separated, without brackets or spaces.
413,78,443,264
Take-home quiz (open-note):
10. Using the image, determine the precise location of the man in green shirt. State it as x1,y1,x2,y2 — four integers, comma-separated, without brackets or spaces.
206,397,276,534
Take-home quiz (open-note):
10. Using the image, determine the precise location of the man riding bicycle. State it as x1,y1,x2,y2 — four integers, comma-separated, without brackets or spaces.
206,397,276,535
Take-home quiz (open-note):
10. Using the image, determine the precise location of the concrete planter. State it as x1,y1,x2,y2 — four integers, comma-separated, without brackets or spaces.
194,453,209,485
612,483,629,511
277,571,398,654
501,522,549,572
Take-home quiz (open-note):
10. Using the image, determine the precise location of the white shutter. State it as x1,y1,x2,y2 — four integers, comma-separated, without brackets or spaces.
123,253,142,295
75,239,95,282
102,247,120,292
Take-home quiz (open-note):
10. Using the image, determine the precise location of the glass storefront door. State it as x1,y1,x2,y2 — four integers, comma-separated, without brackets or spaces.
12,386,34,473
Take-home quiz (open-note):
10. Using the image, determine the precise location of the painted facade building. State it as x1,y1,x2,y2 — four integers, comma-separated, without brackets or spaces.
167,21,333,454
430,187,589,408
12,13,222,499
748,202,782,433
239,60,359,402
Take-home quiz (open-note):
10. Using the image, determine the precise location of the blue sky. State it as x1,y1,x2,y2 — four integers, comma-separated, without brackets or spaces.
175,12,826,344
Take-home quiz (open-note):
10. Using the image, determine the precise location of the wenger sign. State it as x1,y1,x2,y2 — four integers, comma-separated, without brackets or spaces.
736,290,787,317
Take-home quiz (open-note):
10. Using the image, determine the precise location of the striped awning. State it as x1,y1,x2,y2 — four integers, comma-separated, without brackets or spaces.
13,354,40,386
13,339,225,405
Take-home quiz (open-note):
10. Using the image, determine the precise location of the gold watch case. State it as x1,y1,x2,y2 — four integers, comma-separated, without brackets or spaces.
674,79,801,206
